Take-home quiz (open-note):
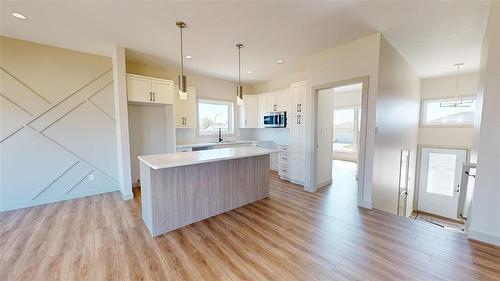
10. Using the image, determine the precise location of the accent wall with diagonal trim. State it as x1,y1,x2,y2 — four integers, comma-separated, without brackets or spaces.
0,37,120,211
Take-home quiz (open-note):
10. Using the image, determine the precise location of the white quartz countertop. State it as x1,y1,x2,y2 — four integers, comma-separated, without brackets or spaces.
139,146,280,169
176,140,272,149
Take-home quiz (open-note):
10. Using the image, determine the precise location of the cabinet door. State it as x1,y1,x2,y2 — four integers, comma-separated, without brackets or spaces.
276,89,290,112
290,82,306,114
174,85,185,127
151,79,174,104
184,87,197,128
258,94,267,128
242,95,259,128
127,75,152,103
266,93,278,112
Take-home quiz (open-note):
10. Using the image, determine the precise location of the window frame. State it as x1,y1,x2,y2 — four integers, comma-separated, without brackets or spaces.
419,95,476,128
197,98,235,137
332,106,360,154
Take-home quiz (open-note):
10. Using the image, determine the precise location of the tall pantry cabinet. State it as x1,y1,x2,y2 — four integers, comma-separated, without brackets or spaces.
288,81,307,185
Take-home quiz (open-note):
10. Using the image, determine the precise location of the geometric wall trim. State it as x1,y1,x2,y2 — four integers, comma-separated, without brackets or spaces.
0,37,119,211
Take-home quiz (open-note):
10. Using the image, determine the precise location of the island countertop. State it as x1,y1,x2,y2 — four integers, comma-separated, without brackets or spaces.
138,146,279,170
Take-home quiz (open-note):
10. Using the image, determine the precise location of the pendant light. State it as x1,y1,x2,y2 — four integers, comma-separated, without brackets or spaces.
236,43,244,105
440,63,472,107
176,21,188,100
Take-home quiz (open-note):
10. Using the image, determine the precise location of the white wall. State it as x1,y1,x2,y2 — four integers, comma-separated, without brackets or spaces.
468,1,500,246
419,72,478,148
126,60,242,145
306,33,381,207
0,37,119,211
372,36,420,216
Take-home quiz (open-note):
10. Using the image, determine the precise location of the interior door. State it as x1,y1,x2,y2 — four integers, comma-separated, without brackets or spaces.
418,147,467,219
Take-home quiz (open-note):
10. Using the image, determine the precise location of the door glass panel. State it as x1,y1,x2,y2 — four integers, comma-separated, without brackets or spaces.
426,153,456,197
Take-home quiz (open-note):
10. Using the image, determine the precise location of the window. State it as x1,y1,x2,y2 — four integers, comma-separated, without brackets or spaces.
421,97,475,126
198,99,234,135
333,108,360,153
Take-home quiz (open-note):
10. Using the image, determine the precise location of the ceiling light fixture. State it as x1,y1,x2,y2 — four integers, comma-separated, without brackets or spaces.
12,12,27,20
176,21,188,100
277,59,284,64
185,55,193,59
440,63,472,108
247,70,252,74
236,43,244,106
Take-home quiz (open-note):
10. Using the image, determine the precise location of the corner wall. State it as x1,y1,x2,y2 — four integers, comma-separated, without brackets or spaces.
0,37,119,211
468,1,500,246
372,36,420,216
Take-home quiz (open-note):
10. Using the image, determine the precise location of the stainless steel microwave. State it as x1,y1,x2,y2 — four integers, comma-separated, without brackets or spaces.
264,111,287,128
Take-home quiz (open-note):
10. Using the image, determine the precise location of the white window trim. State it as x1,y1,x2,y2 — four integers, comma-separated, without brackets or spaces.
197,98,235,137
419,96,476,128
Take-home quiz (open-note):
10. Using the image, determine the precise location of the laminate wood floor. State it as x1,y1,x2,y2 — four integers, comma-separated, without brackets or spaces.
1,171,500,281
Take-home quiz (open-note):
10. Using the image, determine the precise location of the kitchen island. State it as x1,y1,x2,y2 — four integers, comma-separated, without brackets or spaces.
138,146,279,236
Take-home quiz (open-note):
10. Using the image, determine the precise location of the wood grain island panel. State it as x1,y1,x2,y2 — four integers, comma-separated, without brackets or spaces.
139,147,277,236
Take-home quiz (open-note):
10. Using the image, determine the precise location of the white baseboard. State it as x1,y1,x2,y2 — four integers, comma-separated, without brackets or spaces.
468,229,500,247
316,178,332,188
121,192,134,200
358,200,373,209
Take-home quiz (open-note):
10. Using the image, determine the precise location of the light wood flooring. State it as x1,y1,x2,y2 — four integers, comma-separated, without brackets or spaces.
1,171,500,281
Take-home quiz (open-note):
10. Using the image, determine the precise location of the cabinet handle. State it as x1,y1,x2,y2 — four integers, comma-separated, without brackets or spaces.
153,92,155,101
149,92,152,101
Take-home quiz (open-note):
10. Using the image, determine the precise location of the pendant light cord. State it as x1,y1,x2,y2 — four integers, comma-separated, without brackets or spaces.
238,46,241,86
180,26,184,76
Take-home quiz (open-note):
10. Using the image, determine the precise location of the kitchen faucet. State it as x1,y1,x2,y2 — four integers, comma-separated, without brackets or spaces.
218,128,223,143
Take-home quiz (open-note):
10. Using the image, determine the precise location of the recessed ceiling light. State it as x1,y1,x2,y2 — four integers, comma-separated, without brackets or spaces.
277,59,284,64
247,70,252,74
12,12,27,20
185,55,193,59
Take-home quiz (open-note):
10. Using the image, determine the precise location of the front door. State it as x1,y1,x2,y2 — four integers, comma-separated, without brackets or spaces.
418,147,467,219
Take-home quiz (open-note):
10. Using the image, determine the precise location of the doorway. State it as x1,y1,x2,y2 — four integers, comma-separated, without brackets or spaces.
417,147,467,219
316,81,365,204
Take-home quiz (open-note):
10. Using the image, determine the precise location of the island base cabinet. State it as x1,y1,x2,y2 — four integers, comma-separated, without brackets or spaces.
140,155,270,236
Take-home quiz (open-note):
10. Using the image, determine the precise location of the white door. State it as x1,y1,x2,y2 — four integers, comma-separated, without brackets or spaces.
316,90,334,186
418,148,467,219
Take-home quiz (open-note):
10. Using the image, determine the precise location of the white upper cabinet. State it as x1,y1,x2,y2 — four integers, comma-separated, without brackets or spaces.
126,74,174,104
174,86,197,128
258,94,267,128
240,95,259,128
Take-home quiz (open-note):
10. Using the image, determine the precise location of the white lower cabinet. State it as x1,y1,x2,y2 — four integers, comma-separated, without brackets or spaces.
279,145,290,180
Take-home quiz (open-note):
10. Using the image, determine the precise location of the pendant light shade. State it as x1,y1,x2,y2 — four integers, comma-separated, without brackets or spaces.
236,43,244,106
177,21,188,100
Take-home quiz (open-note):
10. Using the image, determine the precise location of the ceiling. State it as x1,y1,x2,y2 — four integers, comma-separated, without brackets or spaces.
0,1,490,84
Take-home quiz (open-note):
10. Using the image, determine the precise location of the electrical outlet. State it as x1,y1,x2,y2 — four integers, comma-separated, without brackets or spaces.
88,174,94,181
